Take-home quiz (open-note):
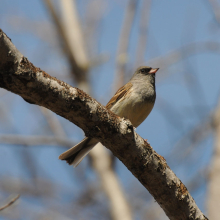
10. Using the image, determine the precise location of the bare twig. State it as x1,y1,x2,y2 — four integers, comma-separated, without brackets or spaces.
0,178,58,198
148,41,220,80
84,0,106,56
0,194,20,211
40,107,67,137
115,0,138,89
207,97,220,219
0,134,74,147
169,117,213,163
135,0,151,67
207,0,220,24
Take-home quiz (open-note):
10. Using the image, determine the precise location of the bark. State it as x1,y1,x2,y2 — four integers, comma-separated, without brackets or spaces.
0,29,208,220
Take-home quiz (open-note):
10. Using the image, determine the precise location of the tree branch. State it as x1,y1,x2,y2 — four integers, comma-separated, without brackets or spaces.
0,134,74,147
148,41,220,81
0,29,208,220
115,0,138,89
207,97,220,219
91,143,132,220
44,0,89,91
135,0,151,67
0,194,20,211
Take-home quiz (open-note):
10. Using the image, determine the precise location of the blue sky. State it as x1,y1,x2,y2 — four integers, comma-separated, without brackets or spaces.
0,0,220,219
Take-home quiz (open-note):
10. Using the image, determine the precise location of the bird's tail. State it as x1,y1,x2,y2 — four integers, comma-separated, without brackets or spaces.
59,137,98,167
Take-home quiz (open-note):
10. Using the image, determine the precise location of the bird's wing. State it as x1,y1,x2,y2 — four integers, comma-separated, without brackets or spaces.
106,82,133,109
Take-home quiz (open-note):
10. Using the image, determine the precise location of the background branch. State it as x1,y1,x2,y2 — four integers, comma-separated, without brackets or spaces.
0,134,74,147
207,97,220,219
115,0,138,89
42,1,133,218
0,194,20,211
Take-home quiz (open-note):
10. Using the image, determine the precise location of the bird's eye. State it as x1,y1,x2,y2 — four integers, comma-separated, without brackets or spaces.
140,69,145,73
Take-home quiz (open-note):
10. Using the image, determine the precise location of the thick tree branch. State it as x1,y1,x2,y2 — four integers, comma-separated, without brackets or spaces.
0,29,208,220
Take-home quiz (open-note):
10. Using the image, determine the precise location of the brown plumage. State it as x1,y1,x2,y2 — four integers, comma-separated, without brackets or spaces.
106,82,133,109
59,66,159,167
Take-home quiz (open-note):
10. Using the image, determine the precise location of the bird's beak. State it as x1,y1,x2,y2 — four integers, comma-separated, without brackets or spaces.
149,68,159,74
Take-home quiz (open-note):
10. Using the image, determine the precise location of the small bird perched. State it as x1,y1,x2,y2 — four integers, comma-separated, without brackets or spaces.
59,66,159,167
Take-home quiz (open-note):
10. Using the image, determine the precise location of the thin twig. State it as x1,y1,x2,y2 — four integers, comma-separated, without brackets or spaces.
0,194,20,211
168,116,213,164
135,0,151,67
0,134,75,147
40,107,67,137
207,0,220,24
115,0,138,90
148,41,220,81
207,97,220,219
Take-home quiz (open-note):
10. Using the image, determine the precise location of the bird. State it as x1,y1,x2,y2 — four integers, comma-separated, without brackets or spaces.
59,66,159,167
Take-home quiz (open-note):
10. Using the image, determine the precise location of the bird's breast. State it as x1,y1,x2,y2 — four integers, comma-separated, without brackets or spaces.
110,91,155,127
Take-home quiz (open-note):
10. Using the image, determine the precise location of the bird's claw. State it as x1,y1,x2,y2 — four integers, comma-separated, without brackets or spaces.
144,139,150,145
